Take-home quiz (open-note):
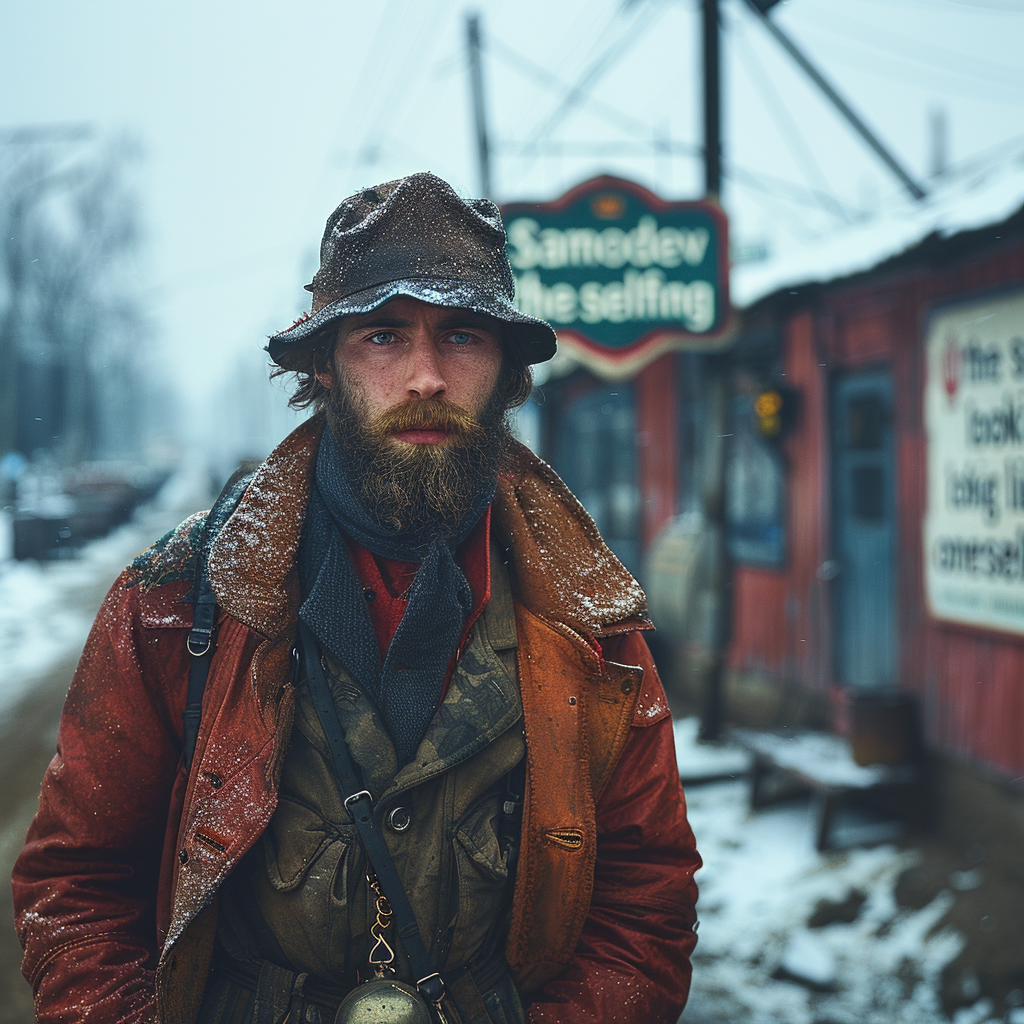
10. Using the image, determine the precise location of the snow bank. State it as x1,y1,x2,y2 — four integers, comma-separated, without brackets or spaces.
0,520,155,717
0,470,207,719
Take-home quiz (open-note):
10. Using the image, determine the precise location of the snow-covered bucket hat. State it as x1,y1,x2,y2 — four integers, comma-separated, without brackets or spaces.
267,171,557,368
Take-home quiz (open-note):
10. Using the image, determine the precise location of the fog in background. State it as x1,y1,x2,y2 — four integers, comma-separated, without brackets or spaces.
3,0,1022,479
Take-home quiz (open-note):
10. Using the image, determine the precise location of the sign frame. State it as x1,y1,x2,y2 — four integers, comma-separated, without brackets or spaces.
922,285,1024,638
501,175,733,378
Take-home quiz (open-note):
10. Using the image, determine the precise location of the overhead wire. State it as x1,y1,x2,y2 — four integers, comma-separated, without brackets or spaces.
781,18,1024,108
796,36,1024,110
798,7,1024,94
519,2,664,163
340,0,424,184
728,3,858,224
500,0,642,144
497,133,873,220
442,2,1020,240
921,0,1024,12
489,31,859,220
487,35,663,143
352,0,450,176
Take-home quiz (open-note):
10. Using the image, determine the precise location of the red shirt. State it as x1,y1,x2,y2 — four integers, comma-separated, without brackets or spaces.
344,508,492,698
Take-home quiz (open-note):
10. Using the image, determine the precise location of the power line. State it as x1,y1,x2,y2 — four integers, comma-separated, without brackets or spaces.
520,3,663,159
487,35,658,141
799,9,1024,94
489,30,873,220
728,9,855,224
337,0,417,182
498,136,872,219
929,0,1024,12
355,0,448,172
784,27,1024,109
498,140,701,158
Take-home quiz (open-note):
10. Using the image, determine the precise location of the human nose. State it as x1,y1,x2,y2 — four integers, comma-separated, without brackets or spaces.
404,337,446,400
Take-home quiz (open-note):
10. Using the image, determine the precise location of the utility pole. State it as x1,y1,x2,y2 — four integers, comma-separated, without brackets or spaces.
700,0,730,742
465,13,493,200
702,0,721,199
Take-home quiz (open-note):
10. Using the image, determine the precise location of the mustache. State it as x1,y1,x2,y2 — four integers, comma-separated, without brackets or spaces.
369,398,485,440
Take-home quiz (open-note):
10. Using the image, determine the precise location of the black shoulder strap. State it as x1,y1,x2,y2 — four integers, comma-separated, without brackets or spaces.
297,621,448,1015
181,467,256,772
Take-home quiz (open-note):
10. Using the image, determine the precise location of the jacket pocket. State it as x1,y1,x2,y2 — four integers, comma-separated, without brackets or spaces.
447,799,512,969
456,801,509,885
262,796,335,891
254,798,358,982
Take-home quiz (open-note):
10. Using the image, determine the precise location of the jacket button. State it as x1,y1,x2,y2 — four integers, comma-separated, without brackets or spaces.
179,848,188,864
388,807,412,832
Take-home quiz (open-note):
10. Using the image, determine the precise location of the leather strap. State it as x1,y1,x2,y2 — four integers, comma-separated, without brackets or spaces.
297,621,445,1007
182,467,256,772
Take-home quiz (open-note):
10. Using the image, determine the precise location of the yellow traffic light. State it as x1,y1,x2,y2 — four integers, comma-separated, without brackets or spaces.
754,389,784,437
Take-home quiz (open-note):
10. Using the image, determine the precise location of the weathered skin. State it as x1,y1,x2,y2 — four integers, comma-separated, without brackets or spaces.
12,415,700,1024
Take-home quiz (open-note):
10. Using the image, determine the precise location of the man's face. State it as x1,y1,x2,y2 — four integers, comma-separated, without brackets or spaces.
319,295,503,437
317,296,513,538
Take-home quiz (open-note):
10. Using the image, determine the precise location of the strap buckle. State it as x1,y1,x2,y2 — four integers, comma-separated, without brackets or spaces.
417,973,449,1022
343,790,373,811
187,629,213,657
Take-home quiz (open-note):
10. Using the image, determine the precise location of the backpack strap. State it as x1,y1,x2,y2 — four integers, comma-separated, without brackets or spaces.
181,466,256,772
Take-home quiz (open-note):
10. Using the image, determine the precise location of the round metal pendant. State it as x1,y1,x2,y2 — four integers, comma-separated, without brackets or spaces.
334,978,434,1024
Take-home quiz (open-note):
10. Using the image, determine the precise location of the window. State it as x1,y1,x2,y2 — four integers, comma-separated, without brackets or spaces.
553,383,642,577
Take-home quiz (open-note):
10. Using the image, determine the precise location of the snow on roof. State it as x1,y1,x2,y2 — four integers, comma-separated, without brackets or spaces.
732,151,1024,310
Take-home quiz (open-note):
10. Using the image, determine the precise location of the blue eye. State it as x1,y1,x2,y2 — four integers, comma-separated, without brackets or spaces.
449,331,473,346
368,331,395,346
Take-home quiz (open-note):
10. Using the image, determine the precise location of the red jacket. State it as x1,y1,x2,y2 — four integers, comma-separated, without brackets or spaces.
12,417,700,1024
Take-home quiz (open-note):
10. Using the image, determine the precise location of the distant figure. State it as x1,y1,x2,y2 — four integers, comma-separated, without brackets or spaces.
12,172,700,1024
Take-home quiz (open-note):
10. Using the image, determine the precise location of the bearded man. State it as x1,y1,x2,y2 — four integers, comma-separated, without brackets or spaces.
13,173,700,1024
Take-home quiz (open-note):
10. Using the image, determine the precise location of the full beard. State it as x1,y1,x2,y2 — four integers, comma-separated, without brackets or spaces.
325,377,514,541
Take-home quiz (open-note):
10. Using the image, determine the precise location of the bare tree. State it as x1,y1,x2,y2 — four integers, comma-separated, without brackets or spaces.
0,130,149,464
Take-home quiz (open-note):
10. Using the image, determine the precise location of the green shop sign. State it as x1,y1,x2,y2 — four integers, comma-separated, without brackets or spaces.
501,176,731,376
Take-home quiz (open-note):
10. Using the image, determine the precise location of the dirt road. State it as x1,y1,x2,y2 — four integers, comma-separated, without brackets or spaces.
0,507,191,1023
0,647,85,1024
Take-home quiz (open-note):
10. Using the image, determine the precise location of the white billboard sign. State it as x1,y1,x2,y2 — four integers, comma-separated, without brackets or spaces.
924,289,1024,634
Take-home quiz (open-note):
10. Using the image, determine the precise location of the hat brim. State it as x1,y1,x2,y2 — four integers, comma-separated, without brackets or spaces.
268,277,557,369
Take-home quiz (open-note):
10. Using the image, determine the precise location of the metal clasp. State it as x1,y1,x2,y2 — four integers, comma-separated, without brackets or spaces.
186,630,212,657
416,973,449,1024
344,790,373,811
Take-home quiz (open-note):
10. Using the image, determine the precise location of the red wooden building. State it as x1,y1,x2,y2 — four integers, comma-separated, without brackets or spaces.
531,174,1024,804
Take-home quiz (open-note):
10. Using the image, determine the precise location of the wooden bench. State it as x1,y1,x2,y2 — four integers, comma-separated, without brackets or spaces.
731,728,923,852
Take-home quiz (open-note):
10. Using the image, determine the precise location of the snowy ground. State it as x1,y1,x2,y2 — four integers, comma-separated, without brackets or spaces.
0,471,209,718
674,718,1021,1024
0,496,1014,1024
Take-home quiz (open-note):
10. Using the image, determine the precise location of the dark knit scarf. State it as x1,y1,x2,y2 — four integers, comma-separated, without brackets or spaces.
298,427,495,765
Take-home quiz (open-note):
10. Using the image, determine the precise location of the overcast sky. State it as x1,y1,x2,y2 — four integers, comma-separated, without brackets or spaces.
3,0,1023,452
